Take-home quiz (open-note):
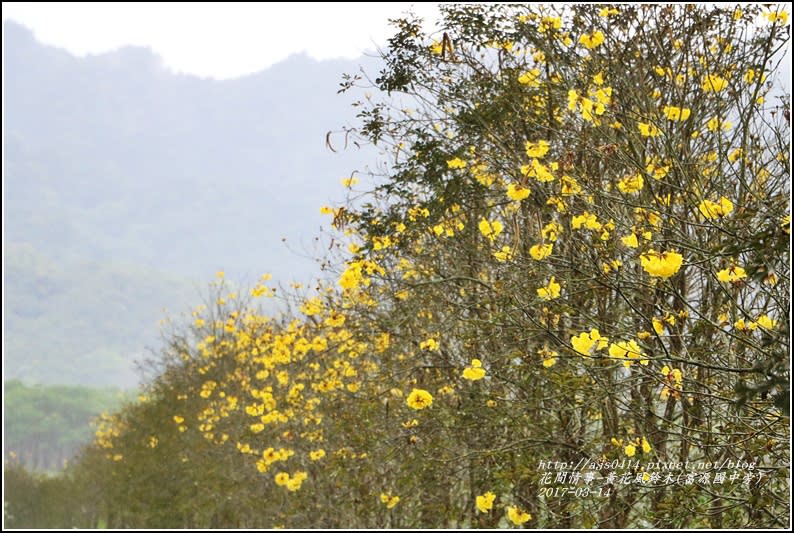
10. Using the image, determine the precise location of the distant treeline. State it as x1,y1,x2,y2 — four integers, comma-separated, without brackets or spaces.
4,462,103,529
4,380,135,471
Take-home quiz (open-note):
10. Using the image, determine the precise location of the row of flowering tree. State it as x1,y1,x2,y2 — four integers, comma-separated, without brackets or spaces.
18,4,788,529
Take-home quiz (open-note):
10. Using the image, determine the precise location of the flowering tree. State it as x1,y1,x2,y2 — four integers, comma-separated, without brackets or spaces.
327,3,790,527
17,4,788,529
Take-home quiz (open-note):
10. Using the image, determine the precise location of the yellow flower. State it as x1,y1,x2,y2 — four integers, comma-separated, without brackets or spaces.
542,220,562,241
560,175,581,196
546,196,566,213
640,250,684,278
621,233,639,248
309,449,326,461
479,218,504,241
734,318,756,332
572,211,601,231
507,506,531,525
601,259,623,274
507,182,531,201
756,315,778,330
663,105,691,121
525,139,550,158
571,329,608,356
716,265,747,283
436,384,457,397
402,418,419,429
324,311,346,328
521,159,555,182
375,332,391,353
641,437,652,454
537,277,561,301
380,492,400,509
608,340,648,368
462,359,486,381
493,245,514,262
173,415,184,424
286,471,308,492
624,444,636,457
579,30,605,49
567,89,579,111
274,472,290,486
576,96,601,121
250,284,271,298
406,388,434,410
476,491,497,513
473,165,495,187
765,10,789,24
661,366,684,388
447,157,467,169
618,173,644,193
538,345,558,368
652,317,665,335
706,116,732,132
529,243,553,260
538,16,561,33
430,40,444,55
701,73,728,92
638,122,661,137
199,380,216,398
372,235,393,251
300,297,324,316
518,69,541,87
698,197,733,219
599,7,619,17
420,338,440,351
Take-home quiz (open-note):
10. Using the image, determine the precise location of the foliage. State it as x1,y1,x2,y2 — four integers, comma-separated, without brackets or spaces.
3,461,101,529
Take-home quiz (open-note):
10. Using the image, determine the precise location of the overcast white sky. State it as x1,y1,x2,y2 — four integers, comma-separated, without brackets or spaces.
2,2,441,79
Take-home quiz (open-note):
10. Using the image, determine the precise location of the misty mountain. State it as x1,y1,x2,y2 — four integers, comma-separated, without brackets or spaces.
3,20,371,386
